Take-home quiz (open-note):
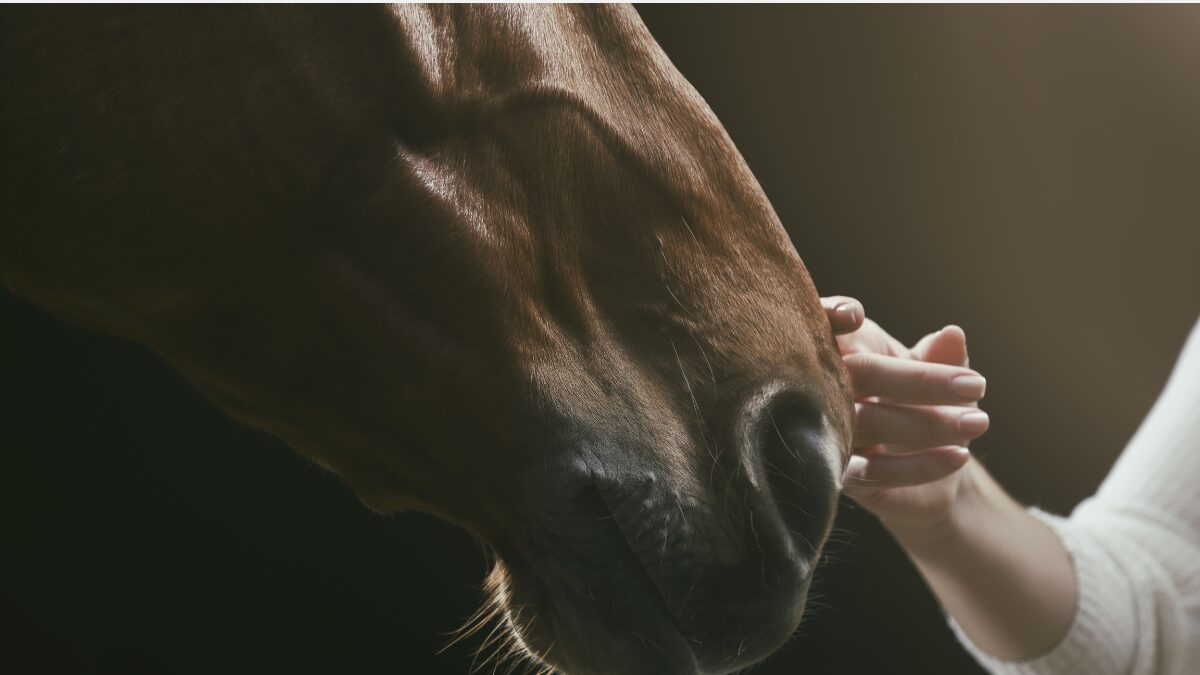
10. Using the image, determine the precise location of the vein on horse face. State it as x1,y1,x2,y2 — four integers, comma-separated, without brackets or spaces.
669,335,718,482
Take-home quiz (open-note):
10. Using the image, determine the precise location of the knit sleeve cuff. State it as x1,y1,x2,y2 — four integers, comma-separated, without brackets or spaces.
948,507,1136,675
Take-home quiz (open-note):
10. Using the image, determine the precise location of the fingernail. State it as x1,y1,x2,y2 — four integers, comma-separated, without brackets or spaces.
958,411,990,434
835,302,861,324
951,374,987,399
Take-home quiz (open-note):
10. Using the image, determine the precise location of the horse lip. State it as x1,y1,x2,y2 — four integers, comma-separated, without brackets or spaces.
592,474,817,675
595,485,694,642
529,479,700,674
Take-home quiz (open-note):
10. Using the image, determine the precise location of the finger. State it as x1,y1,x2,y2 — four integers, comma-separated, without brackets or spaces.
910,329,942,362
836,317,912,358
845,352,986,404
843,446,970,492
854,402,989,447
884,332,912,359
913,325,969,367
821,296,864,336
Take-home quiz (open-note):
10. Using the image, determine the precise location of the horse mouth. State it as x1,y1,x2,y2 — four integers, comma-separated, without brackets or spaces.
501,470,820,675
592,485,694,638
567,483,700,671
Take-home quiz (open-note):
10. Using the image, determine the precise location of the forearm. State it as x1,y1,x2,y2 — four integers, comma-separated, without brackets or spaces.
885,460,1077,661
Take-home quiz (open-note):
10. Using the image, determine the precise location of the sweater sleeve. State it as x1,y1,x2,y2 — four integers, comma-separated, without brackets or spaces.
953,318,1200,675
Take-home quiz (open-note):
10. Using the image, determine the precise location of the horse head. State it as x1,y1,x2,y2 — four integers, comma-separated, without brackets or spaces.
1,6,853,674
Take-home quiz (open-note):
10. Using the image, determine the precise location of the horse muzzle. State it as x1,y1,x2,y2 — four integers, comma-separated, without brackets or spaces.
501,385,843,675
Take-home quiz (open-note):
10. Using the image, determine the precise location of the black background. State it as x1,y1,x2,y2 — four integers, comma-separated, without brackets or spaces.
5,6,1200,675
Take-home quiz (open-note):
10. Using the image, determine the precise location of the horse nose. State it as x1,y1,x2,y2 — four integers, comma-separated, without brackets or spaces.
656,386,841,670
750,388,840,560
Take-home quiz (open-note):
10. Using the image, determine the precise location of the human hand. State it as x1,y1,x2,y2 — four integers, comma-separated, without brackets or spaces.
821,297,988,533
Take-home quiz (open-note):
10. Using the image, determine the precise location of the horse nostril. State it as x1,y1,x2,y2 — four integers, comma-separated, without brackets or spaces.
756,390,835,556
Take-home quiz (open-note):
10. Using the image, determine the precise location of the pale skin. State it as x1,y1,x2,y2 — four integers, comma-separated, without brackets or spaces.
821,296,1076,661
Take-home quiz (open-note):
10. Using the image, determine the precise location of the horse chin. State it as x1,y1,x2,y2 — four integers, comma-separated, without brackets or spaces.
481,508,815,675
484,559,701,675
487,559,812,675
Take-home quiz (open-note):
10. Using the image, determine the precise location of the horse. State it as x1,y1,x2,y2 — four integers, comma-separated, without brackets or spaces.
1,5,853,674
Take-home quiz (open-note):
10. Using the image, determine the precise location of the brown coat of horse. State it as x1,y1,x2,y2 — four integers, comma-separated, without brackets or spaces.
1,6,852,674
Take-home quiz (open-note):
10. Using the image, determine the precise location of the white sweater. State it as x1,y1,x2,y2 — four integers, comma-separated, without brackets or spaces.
956,320,1200,675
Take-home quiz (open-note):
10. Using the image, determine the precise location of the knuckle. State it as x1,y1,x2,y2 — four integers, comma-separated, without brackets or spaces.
919,365,948,400
844,353,872,381
923,409,945,439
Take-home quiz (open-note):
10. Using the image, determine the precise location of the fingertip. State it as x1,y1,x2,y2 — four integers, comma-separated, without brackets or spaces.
828,299,865,335
948,446,972,470
957,410,990,436
837,300,864,327
950,373,987,400
822,295,856,310
927,327,971,368
919,447,971,480
928,445,972,475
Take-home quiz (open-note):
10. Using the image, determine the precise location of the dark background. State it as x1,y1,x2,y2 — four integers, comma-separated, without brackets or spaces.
5,6,1200,675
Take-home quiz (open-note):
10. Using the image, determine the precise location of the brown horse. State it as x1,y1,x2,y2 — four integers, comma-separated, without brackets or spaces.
1,5,852,674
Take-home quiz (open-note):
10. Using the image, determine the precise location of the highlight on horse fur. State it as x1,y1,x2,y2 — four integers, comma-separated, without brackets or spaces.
439,565,539,675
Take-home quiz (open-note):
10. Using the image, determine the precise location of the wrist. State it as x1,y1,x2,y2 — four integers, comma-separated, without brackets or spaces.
882,459,999,558
880,459,1079,660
